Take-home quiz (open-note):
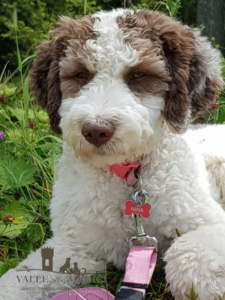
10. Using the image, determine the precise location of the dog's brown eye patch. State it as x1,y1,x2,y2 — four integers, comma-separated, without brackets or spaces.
60,65,91,81
131,71,145,80
76,72,89,80
60,60,95,99
124,64,171,97
128,74,169,96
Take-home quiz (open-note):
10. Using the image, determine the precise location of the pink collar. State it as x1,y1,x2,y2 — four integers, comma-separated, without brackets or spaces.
109,162,140,186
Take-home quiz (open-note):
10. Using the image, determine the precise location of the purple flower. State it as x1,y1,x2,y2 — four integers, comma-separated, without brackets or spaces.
14,192,22,201
207,99,219,110
0,131,4,140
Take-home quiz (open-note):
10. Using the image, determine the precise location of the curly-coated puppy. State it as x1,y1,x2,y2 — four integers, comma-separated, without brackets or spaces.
0,9,225,300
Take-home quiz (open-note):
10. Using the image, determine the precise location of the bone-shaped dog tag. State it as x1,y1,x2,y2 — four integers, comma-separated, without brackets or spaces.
124,200,151,219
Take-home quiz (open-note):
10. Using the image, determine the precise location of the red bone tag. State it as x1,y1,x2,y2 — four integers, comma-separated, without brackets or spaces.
124,200,151,219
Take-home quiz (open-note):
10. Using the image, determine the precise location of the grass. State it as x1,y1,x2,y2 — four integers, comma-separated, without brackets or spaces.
0,10,62,279
1,10,225,300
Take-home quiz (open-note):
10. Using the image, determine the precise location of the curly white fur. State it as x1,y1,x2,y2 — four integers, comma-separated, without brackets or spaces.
0,9,225,300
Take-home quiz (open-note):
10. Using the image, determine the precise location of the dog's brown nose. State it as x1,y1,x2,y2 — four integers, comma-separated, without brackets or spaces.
81,123,114,146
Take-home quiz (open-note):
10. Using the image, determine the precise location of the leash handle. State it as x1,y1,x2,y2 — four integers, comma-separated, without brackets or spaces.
115,246,157,300
122,246,157,287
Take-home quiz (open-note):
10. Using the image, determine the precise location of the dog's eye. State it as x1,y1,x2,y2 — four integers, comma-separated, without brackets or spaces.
76,72,88,80
131,71,145,79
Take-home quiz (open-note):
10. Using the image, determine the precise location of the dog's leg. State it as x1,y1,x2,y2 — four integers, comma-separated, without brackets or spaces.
164,224,225,300
204,154,225,209
0,237,104,300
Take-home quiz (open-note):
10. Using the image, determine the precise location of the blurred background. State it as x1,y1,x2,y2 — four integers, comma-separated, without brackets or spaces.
0,0,225,70
0,1,224,298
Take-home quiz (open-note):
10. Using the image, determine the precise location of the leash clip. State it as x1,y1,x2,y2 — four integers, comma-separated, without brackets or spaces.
130,235,158,252
130,175,158,252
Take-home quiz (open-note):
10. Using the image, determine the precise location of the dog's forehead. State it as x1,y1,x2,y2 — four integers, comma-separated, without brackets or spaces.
85,9,139,75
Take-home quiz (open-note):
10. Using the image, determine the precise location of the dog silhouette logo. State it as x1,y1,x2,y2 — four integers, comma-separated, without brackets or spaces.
17,247,84,275
73,262,81,275
59,258,71,273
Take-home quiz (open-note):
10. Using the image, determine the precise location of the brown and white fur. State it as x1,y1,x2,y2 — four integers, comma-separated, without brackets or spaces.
0,9,225,300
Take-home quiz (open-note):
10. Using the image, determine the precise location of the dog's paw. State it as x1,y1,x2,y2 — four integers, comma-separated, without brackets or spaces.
164,225,225,300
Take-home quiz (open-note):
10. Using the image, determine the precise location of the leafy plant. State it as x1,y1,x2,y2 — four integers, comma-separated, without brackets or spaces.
203,53,225,124
184,284,198,300
134,0,181,17
0,158,36,191
0,10,62,275
0,201,34,237
157,0,181,17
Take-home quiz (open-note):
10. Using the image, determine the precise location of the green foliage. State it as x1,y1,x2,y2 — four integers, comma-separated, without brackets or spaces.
179,0,197,25
0,0,184,71
0,158,36,191
203,55,225,125
0,201,34,237
0,0,102,70
0,15,61,273
166,0,181,17
133,0,181,17
1,0,51,70
0,1,225,299
0,257,18,276
157,0,181,17
184,283,198,300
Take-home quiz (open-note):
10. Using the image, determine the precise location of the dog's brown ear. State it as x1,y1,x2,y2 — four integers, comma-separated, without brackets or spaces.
29,17,79,134
29,38,63,134
29,16,94,134
135,10,223,133
154,13,223,132
158,18,195,132
187,29,223,119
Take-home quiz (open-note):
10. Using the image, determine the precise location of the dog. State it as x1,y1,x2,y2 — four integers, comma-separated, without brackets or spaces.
59,258,70,273
0,8,225,300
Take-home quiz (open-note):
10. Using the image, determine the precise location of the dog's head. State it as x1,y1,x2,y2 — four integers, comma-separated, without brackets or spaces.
29,9,223,167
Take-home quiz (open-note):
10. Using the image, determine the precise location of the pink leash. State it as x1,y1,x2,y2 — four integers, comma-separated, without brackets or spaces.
50,162,157,300
111,162,157,300
123,246,157,289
